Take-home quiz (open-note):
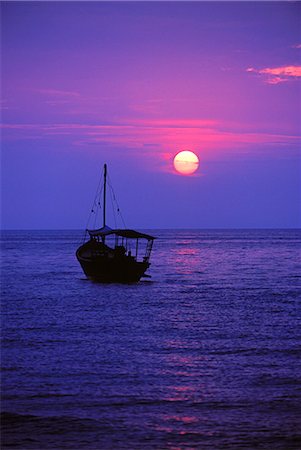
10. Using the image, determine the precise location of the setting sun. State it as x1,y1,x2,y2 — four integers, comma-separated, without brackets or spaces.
173,150,199,175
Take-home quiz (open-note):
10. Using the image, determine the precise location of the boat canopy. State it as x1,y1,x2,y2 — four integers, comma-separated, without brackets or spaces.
87,226,155,241
88,225,113,237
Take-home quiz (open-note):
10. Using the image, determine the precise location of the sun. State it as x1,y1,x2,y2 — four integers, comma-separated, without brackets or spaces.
173,150,199,175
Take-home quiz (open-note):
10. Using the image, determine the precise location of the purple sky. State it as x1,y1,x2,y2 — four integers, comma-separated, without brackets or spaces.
1,1,301,229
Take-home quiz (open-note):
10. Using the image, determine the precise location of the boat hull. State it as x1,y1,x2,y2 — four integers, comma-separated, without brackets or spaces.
76,241,150,283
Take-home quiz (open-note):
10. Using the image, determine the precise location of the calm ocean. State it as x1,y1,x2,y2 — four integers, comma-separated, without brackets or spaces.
1,229,301,449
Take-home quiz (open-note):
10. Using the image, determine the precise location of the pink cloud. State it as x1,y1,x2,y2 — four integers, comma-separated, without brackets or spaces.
247,65,301,84
2,120,300,160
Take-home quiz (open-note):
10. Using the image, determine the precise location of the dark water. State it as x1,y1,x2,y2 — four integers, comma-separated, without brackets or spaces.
1,229,301,449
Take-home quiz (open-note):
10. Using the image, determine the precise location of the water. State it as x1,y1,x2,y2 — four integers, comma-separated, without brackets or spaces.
1,229,301,449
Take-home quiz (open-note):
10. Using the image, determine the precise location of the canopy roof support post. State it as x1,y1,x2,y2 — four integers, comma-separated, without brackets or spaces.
146,239,153,261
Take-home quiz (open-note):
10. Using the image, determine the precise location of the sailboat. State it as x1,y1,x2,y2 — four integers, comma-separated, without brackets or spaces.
76,164,155,282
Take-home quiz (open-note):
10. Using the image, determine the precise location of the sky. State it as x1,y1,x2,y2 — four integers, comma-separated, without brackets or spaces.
1,1,301,229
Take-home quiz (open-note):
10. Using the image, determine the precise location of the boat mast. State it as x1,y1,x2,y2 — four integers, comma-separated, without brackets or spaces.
103,163,107,227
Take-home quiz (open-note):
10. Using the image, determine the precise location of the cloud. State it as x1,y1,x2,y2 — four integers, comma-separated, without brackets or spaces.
32,89,82,107
0,100,10,111
2,120,300,160
247,65,301,84
35,88,81,98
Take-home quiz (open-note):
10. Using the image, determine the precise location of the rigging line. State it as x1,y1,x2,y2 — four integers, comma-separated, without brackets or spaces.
78,228,88,246
85,208,95,233
111,182,126,228
108,182,117,228
107,174,127,229
117,200,127,229
107,176,116,227
85,168,104,231
94,186,103,229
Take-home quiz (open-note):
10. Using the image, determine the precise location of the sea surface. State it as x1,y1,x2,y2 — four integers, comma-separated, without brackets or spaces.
1,229,301,450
